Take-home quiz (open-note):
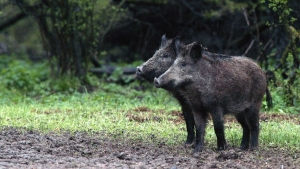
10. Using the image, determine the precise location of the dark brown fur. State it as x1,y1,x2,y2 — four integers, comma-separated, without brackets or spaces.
155,42,272,152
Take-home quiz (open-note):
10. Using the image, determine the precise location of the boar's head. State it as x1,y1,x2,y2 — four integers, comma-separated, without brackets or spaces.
136,35,183,82
154,42,203,90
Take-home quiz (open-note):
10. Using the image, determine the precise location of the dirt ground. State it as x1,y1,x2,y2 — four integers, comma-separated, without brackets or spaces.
0,125,299,169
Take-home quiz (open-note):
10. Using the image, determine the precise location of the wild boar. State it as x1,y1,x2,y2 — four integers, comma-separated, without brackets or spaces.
154,42,272,152
136,35,197,145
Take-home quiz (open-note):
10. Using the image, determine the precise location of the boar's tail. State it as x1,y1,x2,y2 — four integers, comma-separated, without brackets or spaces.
266,87,273,109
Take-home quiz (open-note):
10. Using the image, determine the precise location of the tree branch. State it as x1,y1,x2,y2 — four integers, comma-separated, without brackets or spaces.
0,12,27,32
243,39,255,56
228,22,268,48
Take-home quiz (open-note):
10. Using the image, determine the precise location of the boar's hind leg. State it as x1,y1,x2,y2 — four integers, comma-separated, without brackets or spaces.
235,113,251,150
181,103,195,145
211,108,227,150
193,111,208,153
244,106,260,150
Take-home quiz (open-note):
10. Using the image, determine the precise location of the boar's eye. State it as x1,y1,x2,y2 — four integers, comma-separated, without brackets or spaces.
181,62,186,67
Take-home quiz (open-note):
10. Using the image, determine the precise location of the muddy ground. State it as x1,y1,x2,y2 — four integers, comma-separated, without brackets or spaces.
0,113,300,169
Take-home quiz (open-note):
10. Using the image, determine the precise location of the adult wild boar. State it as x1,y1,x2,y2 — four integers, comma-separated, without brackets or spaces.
136,35,197,145
154,42,272,152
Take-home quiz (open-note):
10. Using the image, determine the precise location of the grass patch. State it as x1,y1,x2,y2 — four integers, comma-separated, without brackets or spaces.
0,82,299,150
0,84,184,145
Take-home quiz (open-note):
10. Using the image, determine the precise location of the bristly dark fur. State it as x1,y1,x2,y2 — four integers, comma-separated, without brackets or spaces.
202,49,232,63
155,41,273,153
183,42,231,63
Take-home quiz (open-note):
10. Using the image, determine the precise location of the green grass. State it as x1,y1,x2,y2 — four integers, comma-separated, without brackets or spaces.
0,82,299,150
0,83,184,144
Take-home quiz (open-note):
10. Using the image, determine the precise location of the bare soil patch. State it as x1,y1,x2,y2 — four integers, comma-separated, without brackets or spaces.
0,127,299,169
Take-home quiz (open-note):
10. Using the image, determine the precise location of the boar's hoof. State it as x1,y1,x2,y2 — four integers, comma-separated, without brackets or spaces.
217,144,228,151
249,146,259,151
193,145,204,153
240,144,249,150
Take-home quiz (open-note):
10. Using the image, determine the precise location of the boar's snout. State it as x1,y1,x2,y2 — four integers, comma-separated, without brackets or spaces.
136,66,143,76
154,77,162,88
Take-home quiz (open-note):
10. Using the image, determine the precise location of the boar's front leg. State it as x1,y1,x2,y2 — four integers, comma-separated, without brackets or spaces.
180,102,195,146
211,107,227,150
193,111,208,153
176,95,195,146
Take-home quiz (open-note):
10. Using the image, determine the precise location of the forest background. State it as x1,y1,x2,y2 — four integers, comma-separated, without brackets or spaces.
0,0,299,114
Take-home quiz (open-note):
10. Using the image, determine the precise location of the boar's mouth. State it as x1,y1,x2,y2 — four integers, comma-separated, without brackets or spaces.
136,69,158,83
177,79,193,90
136,66,166,83
154,77,168,88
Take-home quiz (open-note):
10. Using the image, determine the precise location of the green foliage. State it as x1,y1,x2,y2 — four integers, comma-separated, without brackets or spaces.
9,0,127,79
264,41,300,112
104,67,135,84
106,67,124,82
49,0,127,75
261,0,297,24
261,0,300,110
269,84,300,114
0,17,43,57
264,67,300,114
0,57,48,93
0,56,83,99
49,76,81,94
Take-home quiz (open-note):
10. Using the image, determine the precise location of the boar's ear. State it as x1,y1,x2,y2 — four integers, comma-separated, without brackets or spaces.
189,42,202,61
160,34,168,48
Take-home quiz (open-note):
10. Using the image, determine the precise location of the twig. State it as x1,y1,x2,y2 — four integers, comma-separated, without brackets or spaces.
263,32,275,50
242,8,254,56
253,9,260,42
243,40,254,56
242,8,250,26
